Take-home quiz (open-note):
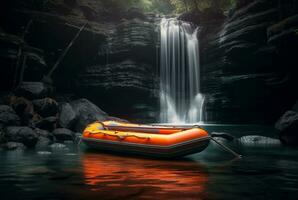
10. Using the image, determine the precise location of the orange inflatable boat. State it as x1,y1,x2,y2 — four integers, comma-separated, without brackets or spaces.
82,121,210,158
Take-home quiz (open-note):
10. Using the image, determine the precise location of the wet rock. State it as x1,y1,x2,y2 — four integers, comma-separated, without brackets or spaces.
33,98,58,117
211,132,235,141
4,126,38,147
34,128,54,140
35,136,52,149
70,98,108,132
15,82,50,100
0,105,20,126
58,102,76,129
237,135,281,147
2,142,27,151
37,151,52,155
275,110,298,145
50,143,68,151
52,128,74,141
34,116,57,131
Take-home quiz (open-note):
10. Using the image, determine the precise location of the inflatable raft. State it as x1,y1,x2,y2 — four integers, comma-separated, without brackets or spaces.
82,121,210,158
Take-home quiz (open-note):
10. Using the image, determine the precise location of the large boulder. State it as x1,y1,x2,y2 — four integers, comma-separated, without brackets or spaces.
58,102,76,129
4,126,38,147
275,110,298,145
70,98,108,132
52,128,74,141
0,105,20,126
15,82,50,100
33,98,58,117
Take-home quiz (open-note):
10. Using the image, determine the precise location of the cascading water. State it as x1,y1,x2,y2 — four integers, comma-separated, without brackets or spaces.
160,18,205,123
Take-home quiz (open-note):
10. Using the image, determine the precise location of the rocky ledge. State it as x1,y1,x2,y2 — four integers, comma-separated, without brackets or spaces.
0,82,123,152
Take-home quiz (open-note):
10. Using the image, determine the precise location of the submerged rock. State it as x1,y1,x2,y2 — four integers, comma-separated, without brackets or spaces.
0,105,20,126
4,126,38,147
237,135,281,147
58,102,76,129
275,110,298,145
52,128,74,141
70,98,108,132
33,98,58,117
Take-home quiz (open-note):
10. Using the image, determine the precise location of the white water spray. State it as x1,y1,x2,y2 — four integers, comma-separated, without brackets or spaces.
159,18,205,123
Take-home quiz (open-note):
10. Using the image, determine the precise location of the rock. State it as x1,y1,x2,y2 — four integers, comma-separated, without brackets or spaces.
74,132,82,143
37,151,52,155
70,98,108,132
275,111,298,145
0,105,20,126
9,96,35,125
34,116,57,131
50,143,68,150
52,128,74,141
4,126,38,147
237,135,281,147
32,98,58,117
34,128,54,140
1,142,27,151
35,136,52,149
211,132,235,141
15,82,50,100
58,102,76,129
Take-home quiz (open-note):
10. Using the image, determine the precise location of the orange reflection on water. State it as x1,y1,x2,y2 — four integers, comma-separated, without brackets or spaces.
82,153,209,199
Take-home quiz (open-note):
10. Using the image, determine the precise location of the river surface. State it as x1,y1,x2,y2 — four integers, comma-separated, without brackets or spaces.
0,125,298,200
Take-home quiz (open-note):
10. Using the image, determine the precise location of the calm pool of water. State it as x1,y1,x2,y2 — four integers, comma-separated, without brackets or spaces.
0,125,297,200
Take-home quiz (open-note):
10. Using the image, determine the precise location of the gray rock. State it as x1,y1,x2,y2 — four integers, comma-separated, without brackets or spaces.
70,98,108,132
34,128,54,140
37,151,52,155
4,126,38,147
35,136,52,149
50,143,68,150
275,110,298,145
0,105,20,126
52,128,74,141
15,82,49,100
32,98,58,117
237,135,281,147
58,102,76,129
2,142,27,151
34,116,57,131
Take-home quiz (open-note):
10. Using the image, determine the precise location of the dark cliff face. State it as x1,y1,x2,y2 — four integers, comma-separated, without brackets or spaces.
0,0,159,122
189,0,298,124
1,0,297,124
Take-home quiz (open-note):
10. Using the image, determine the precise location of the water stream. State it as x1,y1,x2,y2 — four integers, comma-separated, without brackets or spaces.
160,18,205,124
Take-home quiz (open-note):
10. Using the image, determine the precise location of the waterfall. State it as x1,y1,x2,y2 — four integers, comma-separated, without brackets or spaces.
159,18,205,123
